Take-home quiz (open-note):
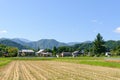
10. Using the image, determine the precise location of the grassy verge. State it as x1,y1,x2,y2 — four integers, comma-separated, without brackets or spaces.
0,58,12,67
2,57,120,68
11,57,104,61
52,57,120,68
12,57,55,60
79,60,120,68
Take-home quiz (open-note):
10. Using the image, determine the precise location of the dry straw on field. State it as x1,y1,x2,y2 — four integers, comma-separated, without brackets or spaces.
0,61,120,80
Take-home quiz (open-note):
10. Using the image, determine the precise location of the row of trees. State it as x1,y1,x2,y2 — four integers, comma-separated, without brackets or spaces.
45,33,120,57
0,44,18,57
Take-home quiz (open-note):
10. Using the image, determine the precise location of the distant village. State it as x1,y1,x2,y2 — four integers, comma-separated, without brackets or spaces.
17,33,112,57
0,33,116,57
18,49,111,57
18,49,83,57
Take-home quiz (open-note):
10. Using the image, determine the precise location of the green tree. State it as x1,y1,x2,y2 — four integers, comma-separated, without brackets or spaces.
57,46,70,53
52,46,57,56
6,47,18,57
37,47,40,51
111,46,120,56
93,33,106,56
0,44,7,56
45,48,52,52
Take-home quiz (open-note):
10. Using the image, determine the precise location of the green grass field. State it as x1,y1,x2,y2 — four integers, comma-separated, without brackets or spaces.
0,58,12,67
0,57,120,68
53,57,120,68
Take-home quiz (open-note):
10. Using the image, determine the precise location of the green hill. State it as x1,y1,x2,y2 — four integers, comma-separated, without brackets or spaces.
0,39,27,50
26,39,68,49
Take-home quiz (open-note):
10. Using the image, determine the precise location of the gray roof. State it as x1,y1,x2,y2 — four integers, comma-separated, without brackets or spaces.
21,49,34,53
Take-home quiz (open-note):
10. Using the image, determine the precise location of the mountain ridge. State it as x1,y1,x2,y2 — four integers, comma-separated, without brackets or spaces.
0,39,27,50
0,38,119,51
0,38,68,49
26,39,68,49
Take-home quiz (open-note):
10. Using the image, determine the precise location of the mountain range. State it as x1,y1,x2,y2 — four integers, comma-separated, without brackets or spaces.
0,38,75,50
0,38,119,51
0,38,92,50
0,38,27,49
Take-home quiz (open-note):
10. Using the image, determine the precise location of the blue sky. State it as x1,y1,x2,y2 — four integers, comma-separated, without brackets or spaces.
0,0,120,42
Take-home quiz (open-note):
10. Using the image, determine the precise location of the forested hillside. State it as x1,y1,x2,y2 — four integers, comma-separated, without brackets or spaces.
0,39,28,50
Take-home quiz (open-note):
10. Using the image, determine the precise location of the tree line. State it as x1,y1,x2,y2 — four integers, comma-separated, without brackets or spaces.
0,44,18,57
45,33,120,57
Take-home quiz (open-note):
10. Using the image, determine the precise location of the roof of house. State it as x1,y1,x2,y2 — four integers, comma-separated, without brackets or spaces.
41,52,52,55
62,52,71,54
73,51,79,54
21,49,34,53
36,49,44,53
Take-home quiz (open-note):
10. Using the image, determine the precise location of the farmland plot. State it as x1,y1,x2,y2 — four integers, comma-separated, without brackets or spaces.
0,61,120,80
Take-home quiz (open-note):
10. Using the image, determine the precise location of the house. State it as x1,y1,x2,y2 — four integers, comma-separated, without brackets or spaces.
18,49,35,57
36,49,52,57
60,52,72,57
72,51,80,57
56,54,60,58
41,52,52,57
36,49,44,56
105,52,111,57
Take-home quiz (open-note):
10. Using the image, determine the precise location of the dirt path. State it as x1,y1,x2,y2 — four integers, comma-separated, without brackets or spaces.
0,61,120,80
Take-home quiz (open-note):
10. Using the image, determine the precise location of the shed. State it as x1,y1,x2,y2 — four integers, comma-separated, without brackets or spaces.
18,49,35,57
60,52,72,57
36,49,52,57
72,51,80,57
105,52,111,57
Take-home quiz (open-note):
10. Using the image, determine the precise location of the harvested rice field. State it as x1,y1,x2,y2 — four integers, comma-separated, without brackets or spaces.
0,60,120,80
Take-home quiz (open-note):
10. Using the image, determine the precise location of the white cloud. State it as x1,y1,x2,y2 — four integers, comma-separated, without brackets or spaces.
114,27,120,33
0,30,7,34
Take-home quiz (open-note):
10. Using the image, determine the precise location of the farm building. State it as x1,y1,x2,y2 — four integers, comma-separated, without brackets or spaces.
105,52,111,57
18,49,35,57
36,49,52,57
36,49,44,56
56,54,60,58
60,52,72,57
72,51,80,57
